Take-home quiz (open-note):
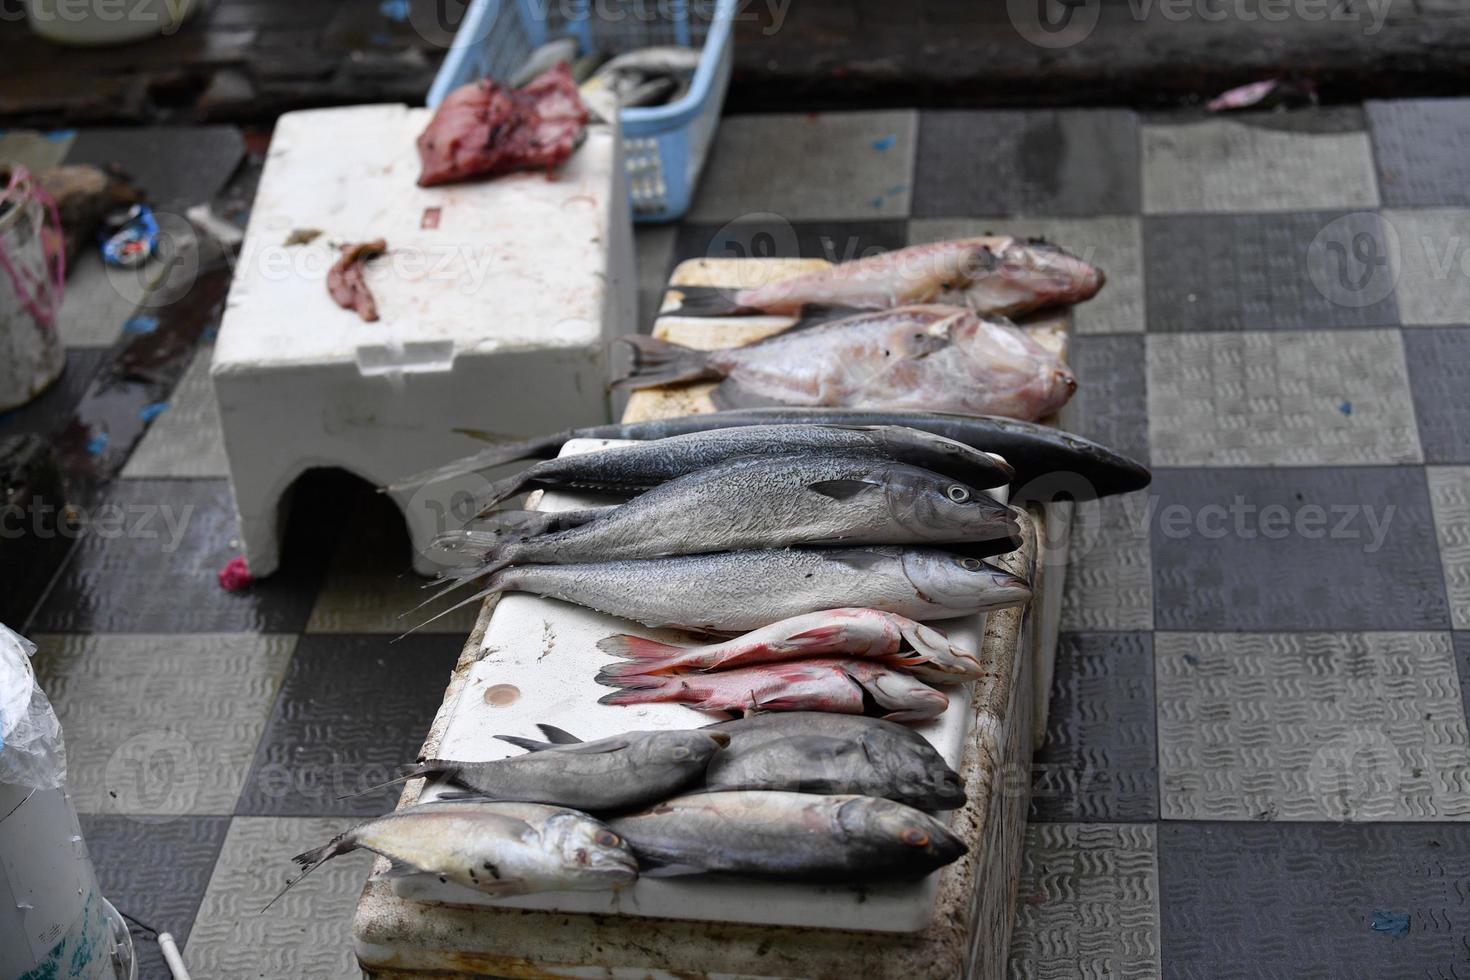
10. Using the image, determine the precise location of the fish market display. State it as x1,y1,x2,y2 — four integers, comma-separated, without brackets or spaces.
583,45,702,108
434,545,1031,633
434,455,1018,580
597,608,983,684
417,63,589,187
327,238,386,322
667,236,1103,318
266,800,637,908
390,408,1150,501
609,791,965,880
598,657,950,722
397,728,727,812
616,307,1077,421
704,712,967,809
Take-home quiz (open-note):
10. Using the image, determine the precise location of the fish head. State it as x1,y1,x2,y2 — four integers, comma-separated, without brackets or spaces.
901,621,985,679
871,426,1015,490
881,464,1020,544
898,548,1033,613
629,729,731,770
540,811,640,888
837,797,968,869
860,732,969,810
989,238,1104,307
850,662,949,722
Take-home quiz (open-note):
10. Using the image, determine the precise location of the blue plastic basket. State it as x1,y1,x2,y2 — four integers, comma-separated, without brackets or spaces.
427,0,734,223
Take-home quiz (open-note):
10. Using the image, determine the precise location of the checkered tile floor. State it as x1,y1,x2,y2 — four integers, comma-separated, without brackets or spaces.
8,99,1470,978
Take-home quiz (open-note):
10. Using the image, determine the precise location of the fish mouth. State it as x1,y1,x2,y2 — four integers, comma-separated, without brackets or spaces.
706,731,732,747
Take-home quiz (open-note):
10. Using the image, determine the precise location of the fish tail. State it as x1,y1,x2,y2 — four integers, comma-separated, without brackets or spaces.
662,284,759,317
595,633,687,664
467,473,530,514
595,672,685,705
612,335,720,390
393,582,499,641
383,434,566,491
262,830,357,912
334,761,441,800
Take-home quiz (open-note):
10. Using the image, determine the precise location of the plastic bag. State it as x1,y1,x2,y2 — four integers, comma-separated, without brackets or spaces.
0,623,66,790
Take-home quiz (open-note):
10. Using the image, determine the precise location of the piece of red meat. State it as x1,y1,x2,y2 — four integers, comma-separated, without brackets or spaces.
327,238,387,322
416,63,590,187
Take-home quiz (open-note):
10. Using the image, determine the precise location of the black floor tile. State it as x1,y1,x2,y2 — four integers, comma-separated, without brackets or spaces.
1143,212,1400,331
672,218,909,270
29,477,334,633
1368,98,1470,207
0,348,107,445
79,814,230,980
1064,333,1149,466
65,127,246,215
1150,467,1449,631
1030,632,1157,823
1453,633,1470,733
913,109,1141,217
1158,822,1470,980
235,632,461,817
1403,327,1470,464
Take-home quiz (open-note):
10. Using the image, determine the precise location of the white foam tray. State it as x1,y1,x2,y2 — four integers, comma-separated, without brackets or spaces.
393,438,1005,933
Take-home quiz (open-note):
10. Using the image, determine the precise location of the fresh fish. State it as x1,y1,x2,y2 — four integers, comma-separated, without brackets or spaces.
583,46,701,107
609,791,966,879
615,306,1077,421
392,408,1150,501
509,37,580,87
666,236,1103,318
596,607,984,684
597,657,950,722
428,545,1032,633
440,454,1018,580
264,800,637,909
704,711,967,809
393,422,1011,507
388,728,727,812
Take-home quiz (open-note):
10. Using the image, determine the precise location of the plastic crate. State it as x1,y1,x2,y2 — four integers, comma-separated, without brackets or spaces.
428,0,734,223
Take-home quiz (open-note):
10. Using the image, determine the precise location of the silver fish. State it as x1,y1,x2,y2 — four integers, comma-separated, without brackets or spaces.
430,545,1032,633
616,306,1077,422
704,711,967,809
392,728,728,812
264,800,637,909
609,791,966,880
442,454,1018,579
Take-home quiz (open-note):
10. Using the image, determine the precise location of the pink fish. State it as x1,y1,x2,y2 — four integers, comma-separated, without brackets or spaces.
596,657,950,723
596,608,983,685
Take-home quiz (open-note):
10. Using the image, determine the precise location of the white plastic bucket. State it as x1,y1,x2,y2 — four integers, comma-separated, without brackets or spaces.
0,784,132,980
0,167,66,412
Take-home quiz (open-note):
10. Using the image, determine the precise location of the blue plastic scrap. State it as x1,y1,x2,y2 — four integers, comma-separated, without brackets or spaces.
379,0,410,21
872,135,897,151
139,401,170,423
1371,910,1410,938
122,314,159,335
1339,400,1353,416
85,431,109,456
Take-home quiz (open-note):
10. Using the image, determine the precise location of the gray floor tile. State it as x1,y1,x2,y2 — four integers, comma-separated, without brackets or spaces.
186,816,372,980
1383,207,1470,326
1031,633,1158,823
685,111,917,222
31,633,295,815
1155,632,1470,821
80,813,231,980
1068,333,1149,465
56,250,140,348
236,633,460,816
1142,119,1378,214
633,223,677,328
673,217,910,270
1403,327,1470,464
1368,98,1470,207
910,215,1143,334
1149,467,1448,631
1143,212,1400,331
1061,491,1154,632
0,347,105,445
0,128,75,171
65,126,245,215
914,110,1141,218
1428,467,1470,631
1158,823,1470,980
1146,330,1422,467
1454,632,1470,730
121,344,229,479
1008,824,1160,980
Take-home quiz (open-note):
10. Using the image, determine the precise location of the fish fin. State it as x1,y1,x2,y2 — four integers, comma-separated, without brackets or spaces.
372,856,424,881
384,434,565,490
535,724,583,744
807,478,882,501
262,830,356,912
821,549,893,571
639,863,707,878
597,675,682,704
612,335,719,390
495,734,554,752
393,584,497,641
596,633,685,661
660,284,760,317
596,659,676,682
335,762,438,799
786,624,848,647
709,383,791,410
464,472,531,514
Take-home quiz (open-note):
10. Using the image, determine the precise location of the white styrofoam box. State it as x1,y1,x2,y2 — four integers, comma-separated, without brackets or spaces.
212,104,636,577
392,439,1007,934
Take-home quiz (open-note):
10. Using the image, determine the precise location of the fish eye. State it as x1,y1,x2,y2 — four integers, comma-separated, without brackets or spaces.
946,485,971,503
670,746,691,760
957,557,983,571
901,827,930,847
595,830,622,848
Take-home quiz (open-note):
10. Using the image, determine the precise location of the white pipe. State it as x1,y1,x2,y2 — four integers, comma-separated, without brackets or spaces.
157,932,192,980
